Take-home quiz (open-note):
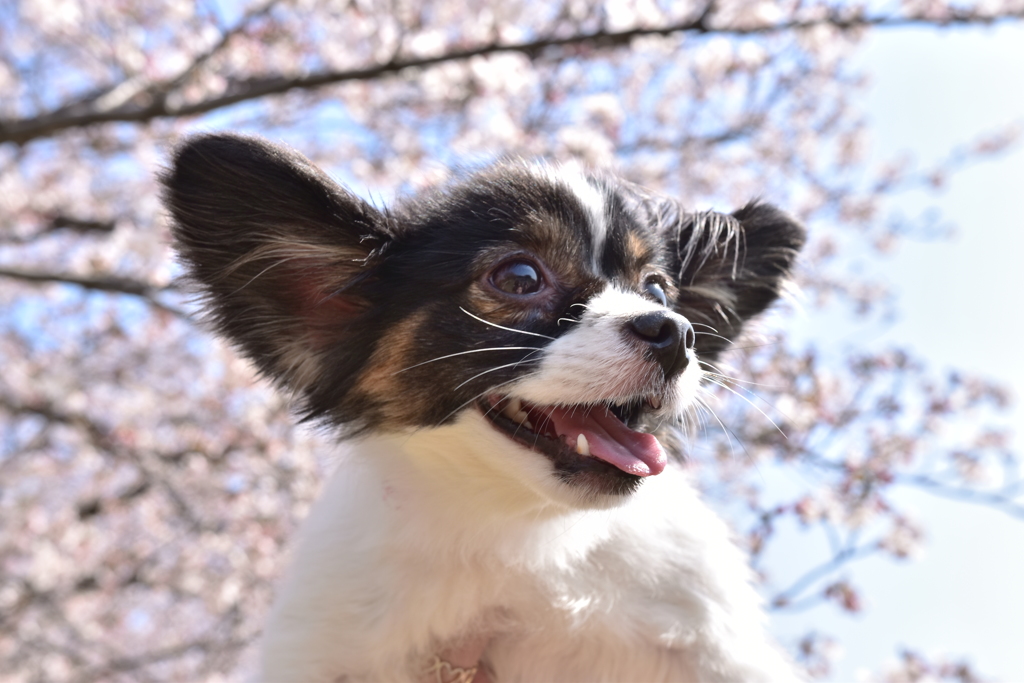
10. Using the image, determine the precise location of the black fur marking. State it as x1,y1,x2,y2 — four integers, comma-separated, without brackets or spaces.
652,199,805,360
161,133,391,431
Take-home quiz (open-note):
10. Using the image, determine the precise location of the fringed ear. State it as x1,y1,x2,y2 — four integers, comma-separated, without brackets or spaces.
161,133,391,394
662,202,806,361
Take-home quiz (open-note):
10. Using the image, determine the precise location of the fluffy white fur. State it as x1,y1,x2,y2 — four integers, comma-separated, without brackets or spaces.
514,286,701,410
261,425,798,682
258,287,800,682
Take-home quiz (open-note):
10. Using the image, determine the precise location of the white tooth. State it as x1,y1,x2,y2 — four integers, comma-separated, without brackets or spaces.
523,419,534,430
649,395,662,410
502,398,522,420
513,410,530,425
576,433,591,456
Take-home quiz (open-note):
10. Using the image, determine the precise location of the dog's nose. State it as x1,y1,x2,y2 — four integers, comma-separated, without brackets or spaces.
626,311,695,379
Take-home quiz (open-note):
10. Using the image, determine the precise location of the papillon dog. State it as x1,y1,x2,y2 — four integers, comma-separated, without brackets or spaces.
162,133,806,682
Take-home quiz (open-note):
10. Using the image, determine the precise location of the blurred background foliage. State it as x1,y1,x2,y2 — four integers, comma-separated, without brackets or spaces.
1,0,1022,680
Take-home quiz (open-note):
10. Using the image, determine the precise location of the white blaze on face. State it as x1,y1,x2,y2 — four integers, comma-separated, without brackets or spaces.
529,162,608,270
512,286,702,409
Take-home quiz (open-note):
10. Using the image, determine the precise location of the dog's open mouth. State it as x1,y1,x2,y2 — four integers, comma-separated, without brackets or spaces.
479,395,667,478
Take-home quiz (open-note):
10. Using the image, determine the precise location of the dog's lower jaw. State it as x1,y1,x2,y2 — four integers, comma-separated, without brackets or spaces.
258,420,801,682
390,410,648,513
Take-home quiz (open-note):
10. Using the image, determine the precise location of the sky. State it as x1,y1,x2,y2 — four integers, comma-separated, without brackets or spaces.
770,22,1024,681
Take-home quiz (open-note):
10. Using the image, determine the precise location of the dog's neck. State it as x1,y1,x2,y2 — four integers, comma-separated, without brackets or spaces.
340,421,623,566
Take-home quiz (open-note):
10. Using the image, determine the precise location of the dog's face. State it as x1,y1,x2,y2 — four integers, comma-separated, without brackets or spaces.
163,134,804,507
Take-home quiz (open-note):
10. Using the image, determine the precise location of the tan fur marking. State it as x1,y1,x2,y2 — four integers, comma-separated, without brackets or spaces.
464,283,542,329
355,310,430,424
515,214,590,282
625,231,653,269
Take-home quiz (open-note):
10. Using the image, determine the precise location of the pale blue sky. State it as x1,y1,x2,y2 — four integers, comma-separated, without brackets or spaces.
771,23,1024,681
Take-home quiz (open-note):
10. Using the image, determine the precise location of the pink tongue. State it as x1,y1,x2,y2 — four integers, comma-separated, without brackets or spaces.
544,406,667,477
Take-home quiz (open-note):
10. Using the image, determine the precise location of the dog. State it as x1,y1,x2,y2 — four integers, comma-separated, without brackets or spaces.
161,133,806,682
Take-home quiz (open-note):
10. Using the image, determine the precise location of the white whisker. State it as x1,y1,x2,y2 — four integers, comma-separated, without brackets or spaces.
428,376,524,429
693,330,733,345
453,356,542,392
460,307,556,340
693,395,743,459
696,358,727,374
700,369,784,390
690,399,710,438
393,346,543,375
697,359,753,382
704,377,787,440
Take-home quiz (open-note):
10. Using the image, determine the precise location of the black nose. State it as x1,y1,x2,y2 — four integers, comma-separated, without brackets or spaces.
626,311,695,379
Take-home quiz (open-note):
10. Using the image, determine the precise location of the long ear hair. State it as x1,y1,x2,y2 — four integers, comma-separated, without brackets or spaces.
658,200,806,360
161,133,392,411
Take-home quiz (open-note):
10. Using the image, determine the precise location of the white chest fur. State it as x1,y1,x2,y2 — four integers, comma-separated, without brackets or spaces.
258,424,798,683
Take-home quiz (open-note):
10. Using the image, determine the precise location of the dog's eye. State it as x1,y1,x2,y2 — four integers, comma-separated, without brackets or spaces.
644,279,668,307
491,260,543,296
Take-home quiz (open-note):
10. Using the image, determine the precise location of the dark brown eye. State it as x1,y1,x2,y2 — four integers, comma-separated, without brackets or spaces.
491,260,543,295
644,279,668,307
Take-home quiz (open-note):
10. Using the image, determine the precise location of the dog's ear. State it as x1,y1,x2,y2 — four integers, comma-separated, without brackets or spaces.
660,201,805,361
161,133,390,394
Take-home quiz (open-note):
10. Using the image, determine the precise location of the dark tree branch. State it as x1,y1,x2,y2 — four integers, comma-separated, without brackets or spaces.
25,0,279,134
0,214,115,246
0,266,188,319
46,215,117,234
1,9,1022,146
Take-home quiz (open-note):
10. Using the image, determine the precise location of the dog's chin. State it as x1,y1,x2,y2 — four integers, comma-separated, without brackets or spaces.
475,393,670,504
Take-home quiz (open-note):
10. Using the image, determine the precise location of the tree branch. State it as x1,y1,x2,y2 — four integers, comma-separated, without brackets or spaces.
770,541,876,611
894,472,1024,520
1,9,1022,146
800,452,1024,520
0,266,188,318
22,0,279,132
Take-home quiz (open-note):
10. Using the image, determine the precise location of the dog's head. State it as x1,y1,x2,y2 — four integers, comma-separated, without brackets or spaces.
163,134,804,507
